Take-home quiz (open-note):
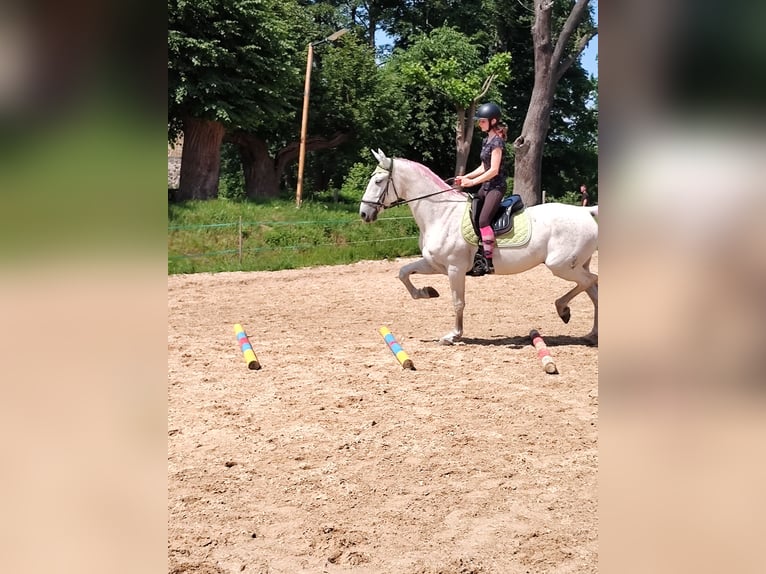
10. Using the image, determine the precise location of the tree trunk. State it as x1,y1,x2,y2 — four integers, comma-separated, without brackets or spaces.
177,117,225,200
228,131,351,199
234,134,281,198
513,85,553,206
454,91,489,179
454,108,474,177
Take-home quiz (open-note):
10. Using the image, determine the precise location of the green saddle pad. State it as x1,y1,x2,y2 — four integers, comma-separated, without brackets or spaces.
461,202,532,247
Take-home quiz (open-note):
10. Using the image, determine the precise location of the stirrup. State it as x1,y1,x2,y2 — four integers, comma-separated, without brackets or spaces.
467,251,490,277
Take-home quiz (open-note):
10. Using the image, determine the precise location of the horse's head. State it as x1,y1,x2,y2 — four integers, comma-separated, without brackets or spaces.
359,149,399,223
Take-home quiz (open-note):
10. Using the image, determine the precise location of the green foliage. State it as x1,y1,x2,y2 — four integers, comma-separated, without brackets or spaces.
545,186,598,205
384,0,487,47
167,0,597,221
548,190,581,205
340,162,376,201
168,198,420,273
487,0,598,197
168,0,309,139
218,143,246,201
541,71,598,197
394,27,511,108
299,35,408,188
382,26,512,176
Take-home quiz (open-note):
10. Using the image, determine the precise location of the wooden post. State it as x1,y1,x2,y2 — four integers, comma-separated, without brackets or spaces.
296,42,314,208
238,216,243,264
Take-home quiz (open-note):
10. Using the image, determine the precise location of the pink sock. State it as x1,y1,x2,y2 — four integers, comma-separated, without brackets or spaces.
480,226,495,259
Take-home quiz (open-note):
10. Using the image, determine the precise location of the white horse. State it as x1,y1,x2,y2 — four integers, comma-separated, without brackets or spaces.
359,149,599,345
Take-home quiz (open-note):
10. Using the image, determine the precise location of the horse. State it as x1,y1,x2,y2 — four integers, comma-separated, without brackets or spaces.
359,149,599,346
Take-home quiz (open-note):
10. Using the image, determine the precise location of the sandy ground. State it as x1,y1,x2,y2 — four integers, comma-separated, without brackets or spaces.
168,253,598,573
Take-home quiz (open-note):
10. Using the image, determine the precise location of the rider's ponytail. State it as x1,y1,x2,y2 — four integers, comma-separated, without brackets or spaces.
493,121,508,141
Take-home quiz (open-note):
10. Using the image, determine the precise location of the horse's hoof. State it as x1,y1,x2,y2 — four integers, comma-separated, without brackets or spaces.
425,286,439,298
440,332,463,345
560,307,571,324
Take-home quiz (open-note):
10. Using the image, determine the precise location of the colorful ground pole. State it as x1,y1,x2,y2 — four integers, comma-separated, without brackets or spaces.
234,323,261,370
379,326,415,370
530,329,558,374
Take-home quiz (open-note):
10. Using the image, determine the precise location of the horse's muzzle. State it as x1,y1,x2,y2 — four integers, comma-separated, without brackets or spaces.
359,207,378,223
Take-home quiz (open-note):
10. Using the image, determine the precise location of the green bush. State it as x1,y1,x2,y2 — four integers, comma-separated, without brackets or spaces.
218,143,247,201
340,162,375,202
551,190,582,205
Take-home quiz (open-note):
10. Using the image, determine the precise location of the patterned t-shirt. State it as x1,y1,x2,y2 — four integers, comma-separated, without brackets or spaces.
479,135,507,192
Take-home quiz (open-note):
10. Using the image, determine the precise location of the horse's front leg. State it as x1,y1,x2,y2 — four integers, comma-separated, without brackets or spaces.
439,264,466,345
398,258,441,299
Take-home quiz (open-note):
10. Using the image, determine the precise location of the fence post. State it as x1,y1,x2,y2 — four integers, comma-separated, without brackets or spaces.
238,216,243,265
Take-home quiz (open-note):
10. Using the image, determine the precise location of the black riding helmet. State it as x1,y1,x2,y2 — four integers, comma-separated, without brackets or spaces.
474,102,502,122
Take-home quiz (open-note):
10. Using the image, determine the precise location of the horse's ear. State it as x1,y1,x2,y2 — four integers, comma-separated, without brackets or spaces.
374,148,392,170
372,148,391,169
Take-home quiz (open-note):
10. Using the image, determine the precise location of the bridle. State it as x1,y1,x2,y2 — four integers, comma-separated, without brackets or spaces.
360,158,465,210
360,160,405,209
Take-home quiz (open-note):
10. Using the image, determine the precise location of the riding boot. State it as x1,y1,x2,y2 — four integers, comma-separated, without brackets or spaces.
466,245,489,276
480,226,496,274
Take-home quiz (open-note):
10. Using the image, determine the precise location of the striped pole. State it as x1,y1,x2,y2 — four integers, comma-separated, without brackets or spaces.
379,326,415,370
234,323,261,370
530,329,558,374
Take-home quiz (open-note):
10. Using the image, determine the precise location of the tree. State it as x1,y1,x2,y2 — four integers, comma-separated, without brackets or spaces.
387,27,511,177
512,0,596,206
543,70,597,199
168,0,307,199
376,1,596,199
226,32,406,199
327,0,402,48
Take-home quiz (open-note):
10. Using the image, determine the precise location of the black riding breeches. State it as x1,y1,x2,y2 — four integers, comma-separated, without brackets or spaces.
475,187,504,228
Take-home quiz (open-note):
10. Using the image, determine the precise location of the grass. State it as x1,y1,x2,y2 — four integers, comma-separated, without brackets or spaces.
168,195,421,274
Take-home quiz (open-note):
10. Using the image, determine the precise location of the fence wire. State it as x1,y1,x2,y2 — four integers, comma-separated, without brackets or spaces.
168,215,419,263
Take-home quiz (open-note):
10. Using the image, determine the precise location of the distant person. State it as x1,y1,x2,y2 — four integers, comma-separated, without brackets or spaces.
580,184,589,206
455,102,508,276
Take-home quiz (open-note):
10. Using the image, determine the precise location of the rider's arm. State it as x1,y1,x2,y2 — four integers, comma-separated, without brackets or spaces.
460,147,502,187
455,164,485,187
465,164,485,178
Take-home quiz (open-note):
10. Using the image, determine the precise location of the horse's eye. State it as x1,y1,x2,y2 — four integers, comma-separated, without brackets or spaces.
375,177,385,185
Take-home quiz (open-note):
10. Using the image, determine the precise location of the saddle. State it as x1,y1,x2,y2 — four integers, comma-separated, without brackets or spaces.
470,194,525,237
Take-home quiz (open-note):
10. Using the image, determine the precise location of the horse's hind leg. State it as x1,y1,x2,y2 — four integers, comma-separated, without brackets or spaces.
584,281,598,343
581,256,598,343
548,259,598,341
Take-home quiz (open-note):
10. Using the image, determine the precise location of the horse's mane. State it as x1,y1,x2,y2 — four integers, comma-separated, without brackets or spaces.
398,158,457,193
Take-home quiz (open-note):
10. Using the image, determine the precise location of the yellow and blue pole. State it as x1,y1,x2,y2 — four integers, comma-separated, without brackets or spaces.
379,326,415,370
234,323,261,370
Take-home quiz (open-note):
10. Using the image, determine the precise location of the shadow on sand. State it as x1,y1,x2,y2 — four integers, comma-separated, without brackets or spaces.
442,334,597,348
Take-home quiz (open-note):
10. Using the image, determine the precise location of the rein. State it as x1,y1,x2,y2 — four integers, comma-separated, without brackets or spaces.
360,159,466,209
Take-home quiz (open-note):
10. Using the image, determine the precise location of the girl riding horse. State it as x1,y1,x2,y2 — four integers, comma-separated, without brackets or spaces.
455,102,508,276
